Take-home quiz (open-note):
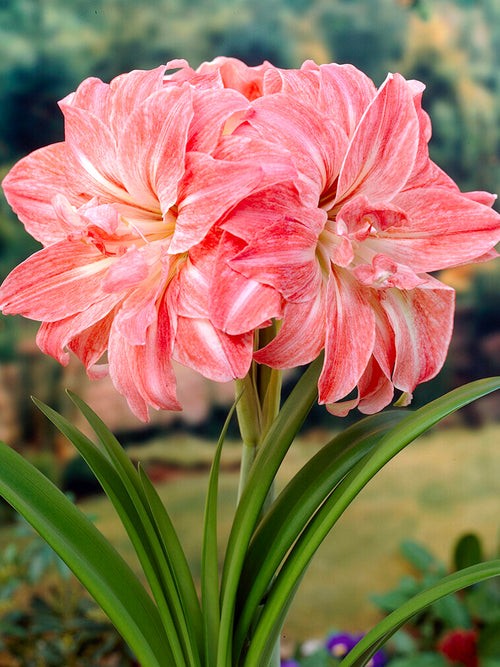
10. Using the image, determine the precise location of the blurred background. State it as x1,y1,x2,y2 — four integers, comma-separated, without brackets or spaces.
0,0,500,662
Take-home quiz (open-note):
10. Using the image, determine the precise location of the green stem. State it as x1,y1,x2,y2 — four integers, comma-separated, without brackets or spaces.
234,324,282,666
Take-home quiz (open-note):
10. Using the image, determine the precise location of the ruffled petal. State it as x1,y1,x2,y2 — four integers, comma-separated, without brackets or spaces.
210,232,283,334
229,216,324,302
375,187,500,272
171,152,264,253
173,316,253,381
1,143,85,245
336,73,420,205
188,87,250,153
318,269,376,405
253,286,327,368
242,93,349,207
118,85,193,210
0,241,114,320
108,297,180,421
380,276,455,397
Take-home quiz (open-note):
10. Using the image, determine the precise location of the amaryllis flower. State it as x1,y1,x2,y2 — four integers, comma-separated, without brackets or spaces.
0,64,290,420
202,59,500,414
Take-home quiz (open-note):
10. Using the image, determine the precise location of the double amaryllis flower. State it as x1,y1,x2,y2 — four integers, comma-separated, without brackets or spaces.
1,57,500,419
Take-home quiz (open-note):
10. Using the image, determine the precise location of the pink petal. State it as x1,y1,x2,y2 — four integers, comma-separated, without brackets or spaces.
171,153,264,253
118,85,193,210
316,63,377,137
36,304,116,369
253,287,327,368
318,269,376,405
380,276,455,395
108,66,167,139
243,93,349,207
327,355,394,416
187,87,250,153
376,187,500,272
197,57,273,100
109,297,180,421
210,232,283,334
1,143,85,245
173,317,253,381
336,73,420,205
229,216,324,302
0,241,114,320
102,246,150,293
60,101,129,203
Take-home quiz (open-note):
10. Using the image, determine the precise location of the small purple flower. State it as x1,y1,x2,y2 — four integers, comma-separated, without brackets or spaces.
325,633,357,659
281,660,301,667
326,632,386,667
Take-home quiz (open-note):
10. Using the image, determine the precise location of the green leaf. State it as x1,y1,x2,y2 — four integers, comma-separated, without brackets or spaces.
202,396,240,667
217,355,324,667
478,621,500,659
36,395,200,667
243,377,500,667
234,411,405,661
0,440,166,667
340,560,500,667
400,541,445,576
454,533,484,571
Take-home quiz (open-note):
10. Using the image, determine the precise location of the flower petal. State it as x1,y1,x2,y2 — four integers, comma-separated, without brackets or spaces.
380,276,455,396
253,287,327,368
375,187,500,272
173,317,253,382
318,269,376,405
109,297,180,421
336,73,419,205
171,152,264,253
1,143,85,245
0,241,114,320
118,85,193,210
210,232,283,334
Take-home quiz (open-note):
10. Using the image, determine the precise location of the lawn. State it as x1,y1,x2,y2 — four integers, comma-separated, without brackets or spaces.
76,421,500,645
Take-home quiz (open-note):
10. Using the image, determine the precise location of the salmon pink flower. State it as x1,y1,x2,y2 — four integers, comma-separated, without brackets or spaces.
206,59,500,414
0,64,290,420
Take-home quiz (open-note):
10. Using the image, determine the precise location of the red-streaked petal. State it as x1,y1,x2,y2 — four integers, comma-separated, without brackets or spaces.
253,287,327,368
336,73,419,205
229,217,323,302
316,63,376,137
171,153,264,253
0,241,114,320
380,276,455,396
210,232,283,334
109,298,180,422
375,187,500,272
36,305,116,368
243,93,349,206
1,143,85,245
118,85,193,210
188,87,250,153
108,66,167,139
318,269,376,405
174,317,253,381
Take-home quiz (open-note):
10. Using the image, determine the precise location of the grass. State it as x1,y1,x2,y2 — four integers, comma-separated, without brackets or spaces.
74,421,500,644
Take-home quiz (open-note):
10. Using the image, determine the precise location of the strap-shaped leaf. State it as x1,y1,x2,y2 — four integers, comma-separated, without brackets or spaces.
0,440,166,667
217,356,323,667
341,560,500,667
32,398,188,666
243,377,500,667
234,411,405,661
33,399,198,667
202,396,240,667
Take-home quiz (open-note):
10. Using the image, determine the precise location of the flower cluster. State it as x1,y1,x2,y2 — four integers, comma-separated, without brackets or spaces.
2,57,500,419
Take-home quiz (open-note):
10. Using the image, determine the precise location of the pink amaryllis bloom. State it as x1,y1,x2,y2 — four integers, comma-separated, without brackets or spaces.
191,58,500,414
0,65,290,420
